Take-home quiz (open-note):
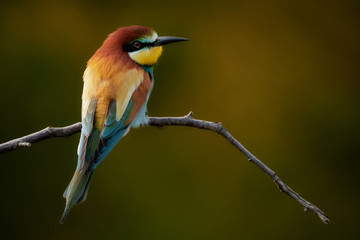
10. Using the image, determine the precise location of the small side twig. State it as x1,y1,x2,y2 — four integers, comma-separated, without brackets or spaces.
0,112,329,224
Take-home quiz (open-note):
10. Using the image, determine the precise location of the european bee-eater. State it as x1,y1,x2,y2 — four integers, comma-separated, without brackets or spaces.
61,25,188,223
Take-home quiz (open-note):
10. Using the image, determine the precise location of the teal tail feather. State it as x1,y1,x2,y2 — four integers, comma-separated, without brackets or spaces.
60,169,94,223
60,206,70,224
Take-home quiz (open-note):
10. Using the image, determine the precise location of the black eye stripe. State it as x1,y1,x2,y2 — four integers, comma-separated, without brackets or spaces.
123,41,154,52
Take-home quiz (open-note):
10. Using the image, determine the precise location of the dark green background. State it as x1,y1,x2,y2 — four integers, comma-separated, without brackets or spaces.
1,0,359,239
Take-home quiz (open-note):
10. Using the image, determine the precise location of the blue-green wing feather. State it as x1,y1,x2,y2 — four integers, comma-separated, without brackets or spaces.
87,99,134,171
76,99,98,170
101,100,134,138
76,99,134,172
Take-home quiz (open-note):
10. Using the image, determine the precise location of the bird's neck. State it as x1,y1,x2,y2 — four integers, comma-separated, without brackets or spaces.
140,65,154,80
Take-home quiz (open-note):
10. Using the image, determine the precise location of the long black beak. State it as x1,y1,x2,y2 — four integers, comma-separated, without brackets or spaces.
153,36,189,46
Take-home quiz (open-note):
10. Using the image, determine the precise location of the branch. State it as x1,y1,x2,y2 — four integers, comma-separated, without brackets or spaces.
0,112,329,224
0,123,82,154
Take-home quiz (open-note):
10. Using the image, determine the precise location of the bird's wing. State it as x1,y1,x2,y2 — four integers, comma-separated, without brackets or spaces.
78,70,152,172
92,71,151,169
76,98,97,169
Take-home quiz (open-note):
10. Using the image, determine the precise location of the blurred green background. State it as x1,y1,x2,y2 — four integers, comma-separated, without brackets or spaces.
1,0,359,239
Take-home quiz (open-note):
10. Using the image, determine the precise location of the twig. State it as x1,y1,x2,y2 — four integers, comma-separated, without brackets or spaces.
0,112,329,224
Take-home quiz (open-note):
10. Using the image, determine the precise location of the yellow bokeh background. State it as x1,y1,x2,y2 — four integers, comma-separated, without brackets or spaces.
1,0,359,239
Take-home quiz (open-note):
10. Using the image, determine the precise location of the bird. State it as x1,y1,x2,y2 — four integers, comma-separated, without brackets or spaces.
60,25,188,223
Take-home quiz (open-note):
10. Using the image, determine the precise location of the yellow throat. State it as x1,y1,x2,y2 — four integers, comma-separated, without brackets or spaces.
129,46,163,66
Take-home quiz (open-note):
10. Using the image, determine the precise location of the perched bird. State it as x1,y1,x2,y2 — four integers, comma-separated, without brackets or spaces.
60,25,188,223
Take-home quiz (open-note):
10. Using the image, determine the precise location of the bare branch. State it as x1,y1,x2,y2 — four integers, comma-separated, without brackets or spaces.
0,123,82,154
0,112,329,224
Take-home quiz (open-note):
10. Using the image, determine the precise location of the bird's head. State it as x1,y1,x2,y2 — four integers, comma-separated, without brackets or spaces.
90,26,188,73
122,26,188,67
110,25,188,67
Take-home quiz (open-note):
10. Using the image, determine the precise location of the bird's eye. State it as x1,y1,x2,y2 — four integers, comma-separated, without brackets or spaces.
133,41,141,49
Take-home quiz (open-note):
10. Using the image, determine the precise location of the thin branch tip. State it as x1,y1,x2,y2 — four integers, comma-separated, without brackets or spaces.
320,215,330,224
0,111,329,224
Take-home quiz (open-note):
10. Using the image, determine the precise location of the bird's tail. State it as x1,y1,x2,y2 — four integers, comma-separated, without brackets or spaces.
60,169,94,223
